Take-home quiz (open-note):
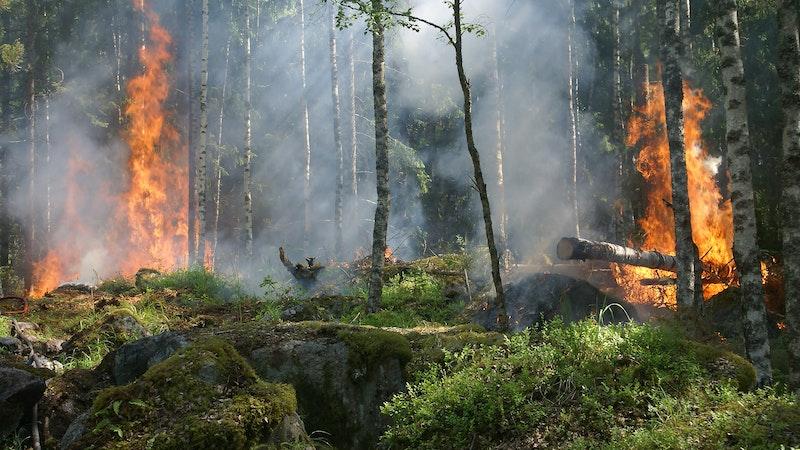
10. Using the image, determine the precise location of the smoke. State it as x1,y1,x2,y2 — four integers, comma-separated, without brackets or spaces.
3,0,617,292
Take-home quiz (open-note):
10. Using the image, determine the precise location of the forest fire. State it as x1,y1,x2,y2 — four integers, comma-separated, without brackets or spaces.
29,0,187,296
614,82,735,306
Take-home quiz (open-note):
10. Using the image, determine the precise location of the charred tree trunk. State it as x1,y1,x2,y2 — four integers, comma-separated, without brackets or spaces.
196,0,209,267
557,237,678,271
715,0,773,386
453,0,508,331
212,18,232,271
777,0,800,392
366,0,390,313
657,0,699,312
299,0,312,252
243,1,254,257
490,26,510,269
567,0,581,238
329,4,345,258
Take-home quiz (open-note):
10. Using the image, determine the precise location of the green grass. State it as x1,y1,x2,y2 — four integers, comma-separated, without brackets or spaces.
380,319,790,449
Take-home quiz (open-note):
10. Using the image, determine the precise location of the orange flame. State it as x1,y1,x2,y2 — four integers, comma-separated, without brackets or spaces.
615,81,734,306
30,0,187,296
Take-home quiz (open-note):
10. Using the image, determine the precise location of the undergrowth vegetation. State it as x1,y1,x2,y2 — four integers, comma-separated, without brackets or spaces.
380,319,798,449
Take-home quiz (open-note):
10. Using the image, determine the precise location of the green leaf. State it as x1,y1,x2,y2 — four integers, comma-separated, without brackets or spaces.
112,400,122,416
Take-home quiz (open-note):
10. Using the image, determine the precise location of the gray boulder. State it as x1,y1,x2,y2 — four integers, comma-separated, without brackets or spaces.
0,365,47,438
472,273,639,332
111,332,188,385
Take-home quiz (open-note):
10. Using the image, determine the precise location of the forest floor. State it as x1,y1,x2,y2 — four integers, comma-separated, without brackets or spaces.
1,257,798,449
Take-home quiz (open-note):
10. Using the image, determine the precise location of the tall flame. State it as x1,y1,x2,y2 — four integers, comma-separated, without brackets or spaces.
615,81,735,306
30,0,187,296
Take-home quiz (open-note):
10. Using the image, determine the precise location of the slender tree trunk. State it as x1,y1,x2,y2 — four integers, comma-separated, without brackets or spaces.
657,0,699,311
212,22,232,271
0,53,10,267
453,0,508,331
186,3,197,265
44,96,51,240
112,0,123,126
567,0,580,238
366,0,390,313
329,4,345,258
243,2,254,257
679,0,692,54
490,26,510,269
196,0,209,267
349,31,359,235
715,0,773,386
299,0,312,251
24,1,37,294
612,0,629,240
777,0,800,392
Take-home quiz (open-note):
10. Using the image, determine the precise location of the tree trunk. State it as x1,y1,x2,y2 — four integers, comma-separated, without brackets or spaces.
186,3,197,265
557,237,678,271
329,4,345,258
657,0,699,312
299,0,312,251
453,0,508,331
24,1,37,294
196,0,209,267
112,0,123,126
44,96,51,241
366,0,390,313
212,20,232,271
349,30,359,232
777,0,800,392
715,0,773,386
679,0,692,54
0,42,10,267
490,26,510,269
612,0,629,240
243,1,254,257
567,0,580,238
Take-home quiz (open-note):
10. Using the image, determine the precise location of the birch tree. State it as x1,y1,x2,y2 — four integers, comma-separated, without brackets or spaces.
212,14,232,270
349,30,358,234
657,0,699,311
777,0,800,392
196,0,209,266
23,0,37,293
243,0,254,257
567,0,580,238
299,0,312,251
715,0,773,386
490,25,510,269
329,3,345,258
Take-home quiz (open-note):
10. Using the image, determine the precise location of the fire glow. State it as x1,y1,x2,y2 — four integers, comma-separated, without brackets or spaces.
614,81,735,306
30,0,187,296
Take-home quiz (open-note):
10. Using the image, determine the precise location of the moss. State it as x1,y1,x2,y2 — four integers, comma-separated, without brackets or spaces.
74,339,297,450
337,327,413,374
0,358,56,379
96,277,137,296
684,340,756,391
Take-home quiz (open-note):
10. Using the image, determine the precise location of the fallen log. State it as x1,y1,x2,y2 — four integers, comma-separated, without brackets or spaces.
557,237,678,272
279,247,324,281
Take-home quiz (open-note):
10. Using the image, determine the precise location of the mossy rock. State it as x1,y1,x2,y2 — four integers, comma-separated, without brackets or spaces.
61,313,149,358
684,341,756,391
69,339,304,450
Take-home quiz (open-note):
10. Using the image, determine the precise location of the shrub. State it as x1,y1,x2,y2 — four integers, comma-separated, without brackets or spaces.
141,268,245,303
380,320,771,449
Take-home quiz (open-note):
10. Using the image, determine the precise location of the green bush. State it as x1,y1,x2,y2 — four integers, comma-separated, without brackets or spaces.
380,320,775,449
141,268,245,303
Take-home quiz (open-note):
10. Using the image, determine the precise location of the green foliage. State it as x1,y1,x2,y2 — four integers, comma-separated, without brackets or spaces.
96,277,137,296
141,268,245,303
0,41,24,70
389,138,431,194
380,320,770,449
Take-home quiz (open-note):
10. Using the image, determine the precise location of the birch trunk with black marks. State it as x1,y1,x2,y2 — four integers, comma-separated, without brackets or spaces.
243,3,254,257
679,0,692,54
453,0,508,330
349,31,359,228
490,26,510,269
567,0,580,238
777,0,800,392
212,23,232,270
44,96,51,241
612,1,627,240
657,0,699,312
299,0,312,251
715,0,773,386
329,4,345,258
186,4,197,265
196,0,209,267
366,0,390,313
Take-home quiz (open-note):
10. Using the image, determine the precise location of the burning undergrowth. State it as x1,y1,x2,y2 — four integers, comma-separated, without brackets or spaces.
30,0,187,297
